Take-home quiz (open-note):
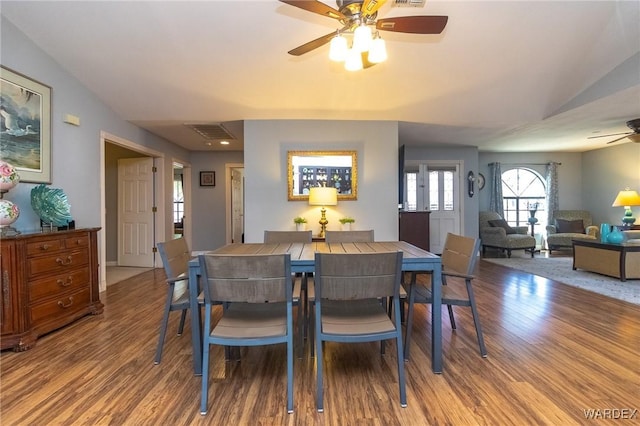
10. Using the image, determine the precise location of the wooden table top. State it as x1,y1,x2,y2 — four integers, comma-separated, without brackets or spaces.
209,241,440,272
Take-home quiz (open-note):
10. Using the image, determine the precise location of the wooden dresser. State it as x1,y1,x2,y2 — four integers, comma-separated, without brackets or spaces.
0,228,103,351
399,211,431,252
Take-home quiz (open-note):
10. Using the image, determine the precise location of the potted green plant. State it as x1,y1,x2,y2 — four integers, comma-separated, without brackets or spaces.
293,216,307,231
339,217,355,231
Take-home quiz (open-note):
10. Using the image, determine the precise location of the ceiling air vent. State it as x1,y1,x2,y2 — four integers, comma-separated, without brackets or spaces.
392,0,426,7
186,123,235,140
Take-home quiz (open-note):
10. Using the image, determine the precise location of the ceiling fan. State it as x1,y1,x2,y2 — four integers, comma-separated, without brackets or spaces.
279,0,448,57
588,118,640,145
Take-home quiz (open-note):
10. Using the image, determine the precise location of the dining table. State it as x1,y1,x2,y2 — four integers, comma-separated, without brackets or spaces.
187,240,443,375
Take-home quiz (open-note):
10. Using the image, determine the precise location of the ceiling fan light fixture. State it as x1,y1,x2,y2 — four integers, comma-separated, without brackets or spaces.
368,33,387,63
329,34,348,62
352,24,372,52
344,48,363,71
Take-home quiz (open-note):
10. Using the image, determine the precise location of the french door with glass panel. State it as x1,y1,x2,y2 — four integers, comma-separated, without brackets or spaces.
419,163,461,254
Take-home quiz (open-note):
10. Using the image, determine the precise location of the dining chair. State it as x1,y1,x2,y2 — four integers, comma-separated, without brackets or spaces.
264,229,311,357
313,251,406,412
403,233,487,360
324,229,374,243
198,253,294,415
264,230,312,243
155,237,201,364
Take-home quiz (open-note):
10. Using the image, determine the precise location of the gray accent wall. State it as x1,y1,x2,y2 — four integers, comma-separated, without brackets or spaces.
243,120,400,244
189,151,244,252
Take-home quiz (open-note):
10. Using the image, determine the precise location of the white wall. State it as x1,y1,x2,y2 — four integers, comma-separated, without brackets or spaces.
243,120,399,243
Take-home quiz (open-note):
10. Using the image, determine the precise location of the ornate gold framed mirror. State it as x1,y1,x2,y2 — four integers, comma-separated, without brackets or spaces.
287,150,357,201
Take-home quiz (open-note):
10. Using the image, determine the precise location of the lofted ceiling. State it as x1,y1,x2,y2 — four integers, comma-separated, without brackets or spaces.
1,0,639,153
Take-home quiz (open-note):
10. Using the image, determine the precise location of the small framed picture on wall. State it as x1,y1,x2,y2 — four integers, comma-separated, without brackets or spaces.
200,171,215,187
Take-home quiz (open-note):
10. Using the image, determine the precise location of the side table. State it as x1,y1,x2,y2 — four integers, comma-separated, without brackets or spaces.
527,218,540,254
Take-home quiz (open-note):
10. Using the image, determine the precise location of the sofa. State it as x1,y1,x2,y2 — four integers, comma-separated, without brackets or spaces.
623,230,640,243
546,210,597,252
479,211,536,258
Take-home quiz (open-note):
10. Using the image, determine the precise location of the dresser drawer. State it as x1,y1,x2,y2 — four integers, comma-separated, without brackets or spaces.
29,268,90,303
28,250,89,278
64,234,90,250
26,237,65,256
29,287,91,325
26,233,89,257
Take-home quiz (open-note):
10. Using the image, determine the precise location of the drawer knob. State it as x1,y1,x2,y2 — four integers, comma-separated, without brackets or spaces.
58,296,74,309
40,244,51,250
57,277,72,287
56,256,73,266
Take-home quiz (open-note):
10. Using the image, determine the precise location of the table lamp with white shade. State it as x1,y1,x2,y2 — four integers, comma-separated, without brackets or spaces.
308,186,338,238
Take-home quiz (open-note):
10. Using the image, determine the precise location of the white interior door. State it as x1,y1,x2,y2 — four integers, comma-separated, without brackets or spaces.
422,163,462,254
231,167,244,243
118,157,154,267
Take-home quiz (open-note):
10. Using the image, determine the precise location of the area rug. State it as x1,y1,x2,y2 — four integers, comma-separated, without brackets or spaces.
483,256,640,305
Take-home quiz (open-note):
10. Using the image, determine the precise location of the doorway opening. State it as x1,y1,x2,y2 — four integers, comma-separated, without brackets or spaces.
100,132,166,292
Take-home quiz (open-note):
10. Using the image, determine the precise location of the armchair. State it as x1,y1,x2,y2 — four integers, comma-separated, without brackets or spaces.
479,211,536,258
546,210,597,253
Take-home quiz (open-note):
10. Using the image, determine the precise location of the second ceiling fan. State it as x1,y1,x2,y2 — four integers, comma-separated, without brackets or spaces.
279,0,448,60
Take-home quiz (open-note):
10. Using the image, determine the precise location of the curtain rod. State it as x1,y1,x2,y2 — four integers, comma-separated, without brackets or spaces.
488,162,562,166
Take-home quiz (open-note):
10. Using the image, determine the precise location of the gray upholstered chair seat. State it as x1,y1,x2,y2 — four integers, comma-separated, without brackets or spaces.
211,302,288,339
319,299,396,335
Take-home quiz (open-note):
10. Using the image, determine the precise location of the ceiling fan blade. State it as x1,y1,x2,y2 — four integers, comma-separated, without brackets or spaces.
587,131,632,139
362,0,388,18
288,31,337,56
279,0,346,20
606,135,631,144
376,15,448,34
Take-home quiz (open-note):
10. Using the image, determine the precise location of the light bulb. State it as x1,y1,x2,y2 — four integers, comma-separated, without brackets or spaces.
352,24,372,52
368,36,387,63
344,48,363,71
329,34,348,62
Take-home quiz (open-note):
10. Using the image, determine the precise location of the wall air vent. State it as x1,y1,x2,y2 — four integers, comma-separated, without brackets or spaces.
186,123,235,140
392,0,426,7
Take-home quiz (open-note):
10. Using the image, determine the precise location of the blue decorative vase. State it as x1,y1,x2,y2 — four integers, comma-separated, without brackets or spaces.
607,227,624,244
600,223,611,243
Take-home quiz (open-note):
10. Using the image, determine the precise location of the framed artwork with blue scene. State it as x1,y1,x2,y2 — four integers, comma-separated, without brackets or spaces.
0,66,52,183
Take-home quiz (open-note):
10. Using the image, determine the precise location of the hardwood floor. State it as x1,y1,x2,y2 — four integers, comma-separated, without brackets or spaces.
2,260,639,425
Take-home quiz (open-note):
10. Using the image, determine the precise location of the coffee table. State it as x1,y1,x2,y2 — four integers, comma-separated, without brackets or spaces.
572,239,640,281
